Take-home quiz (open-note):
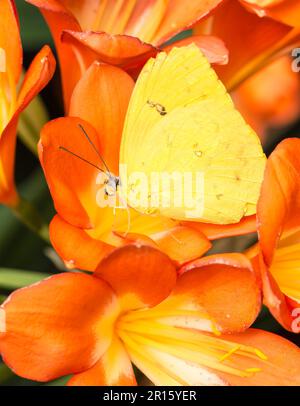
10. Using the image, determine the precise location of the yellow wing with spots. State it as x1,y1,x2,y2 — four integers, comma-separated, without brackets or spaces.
119,44,266,224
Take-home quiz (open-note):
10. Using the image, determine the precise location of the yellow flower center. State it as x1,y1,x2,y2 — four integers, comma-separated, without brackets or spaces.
116,306,268,385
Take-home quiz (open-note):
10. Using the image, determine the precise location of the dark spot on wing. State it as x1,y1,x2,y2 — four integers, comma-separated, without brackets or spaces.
147,100,167,116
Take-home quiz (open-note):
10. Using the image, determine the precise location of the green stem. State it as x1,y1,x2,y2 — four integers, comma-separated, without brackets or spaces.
11,198,49,243
18,112,40,156
18,93,49,156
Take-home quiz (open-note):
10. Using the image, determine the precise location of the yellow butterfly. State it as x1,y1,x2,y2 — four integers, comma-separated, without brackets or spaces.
117,44,266,225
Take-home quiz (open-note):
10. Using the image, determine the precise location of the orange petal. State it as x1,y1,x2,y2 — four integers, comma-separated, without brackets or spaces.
90,0,136,33
50,215,114,271
61,30,158,76
17,45,56,111
0,0,22,83
68,337,136,386
59,0,101,29
174,253,261,333
241,0,300,27
69,61,134,174
26,0,81,111
258,253,296,331
0,118,19,206
256,139,300,329
40,116,102,228
217,328,300,385
95,244,177,311
152,225,212,265
0,272,119,382
195,0,292,89
54,209,208,268
51,214,198,272
124,0,169,44
184,215,257,240
0,45,55,206
152,0,224,45
258,138,300,266
163,35,228,65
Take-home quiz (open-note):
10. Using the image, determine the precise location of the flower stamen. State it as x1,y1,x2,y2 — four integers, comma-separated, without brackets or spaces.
117,315,268,381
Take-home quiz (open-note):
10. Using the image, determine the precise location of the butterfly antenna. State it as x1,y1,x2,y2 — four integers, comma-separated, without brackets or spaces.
59,146,105,173
78,124,112,176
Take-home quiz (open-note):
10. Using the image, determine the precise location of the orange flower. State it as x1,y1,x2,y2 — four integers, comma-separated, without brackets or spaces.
247,138,300,332
1,244,299,386
26,0,228,110
39,61,258,269
232,56,300,140
195,0,300,90
0,0,56,206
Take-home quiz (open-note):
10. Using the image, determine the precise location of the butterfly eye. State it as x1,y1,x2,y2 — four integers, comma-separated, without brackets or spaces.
104,176,120,196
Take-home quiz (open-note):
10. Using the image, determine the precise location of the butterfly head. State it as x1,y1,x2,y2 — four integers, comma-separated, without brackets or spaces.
104,175,120,197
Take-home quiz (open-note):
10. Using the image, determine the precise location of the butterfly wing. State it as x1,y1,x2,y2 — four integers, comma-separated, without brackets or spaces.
120,44,266,224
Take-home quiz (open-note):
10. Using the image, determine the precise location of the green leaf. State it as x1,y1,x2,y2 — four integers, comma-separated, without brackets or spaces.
163,30,192,46
0,268,50,290
0,168,54,272
0,364,15,384
15,0,53,51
